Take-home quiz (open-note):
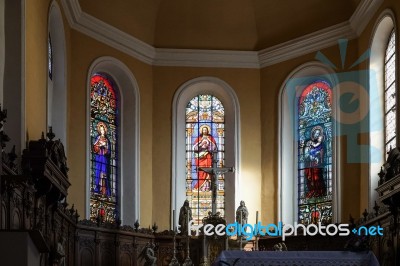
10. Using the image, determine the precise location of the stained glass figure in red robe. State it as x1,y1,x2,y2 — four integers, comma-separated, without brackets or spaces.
303,125,326,198
193,125,217,191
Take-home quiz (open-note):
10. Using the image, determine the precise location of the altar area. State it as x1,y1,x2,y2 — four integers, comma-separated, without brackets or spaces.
213,251,379,266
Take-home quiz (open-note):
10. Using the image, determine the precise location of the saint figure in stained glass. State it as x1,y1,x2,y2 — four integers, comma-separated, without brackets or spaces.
193,125,217,191
302,125,326,198
93,122,111,196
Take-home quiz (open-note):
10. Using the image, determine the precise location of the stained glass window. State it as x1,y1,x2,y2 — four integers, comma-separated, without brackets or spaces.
48,34,53,80
185,95,225,225
90,73,118,223
385,30,396,155
297,81,333,225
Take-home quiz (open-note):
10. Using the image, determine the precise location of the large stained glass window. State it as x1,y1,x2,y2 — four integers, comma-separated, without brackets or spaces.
384,30,396,155
186,95,225,225
297,81,333,225
90,73,118,223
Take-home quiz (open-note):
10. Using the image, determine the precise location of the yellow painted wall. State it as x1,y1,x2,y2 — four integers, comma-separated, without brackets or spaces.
25,0,51,140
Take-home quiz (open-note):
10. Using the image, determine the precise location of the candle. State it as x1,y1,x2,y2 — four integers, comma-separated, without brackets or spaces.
187,211,190,236
256,211,259,223
255,211,259,251
240,211,243,236
173,209,175,232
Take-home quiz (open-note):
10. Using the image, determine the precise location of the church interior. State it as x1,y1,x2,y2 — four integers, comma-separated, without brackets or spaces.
1,0,400,265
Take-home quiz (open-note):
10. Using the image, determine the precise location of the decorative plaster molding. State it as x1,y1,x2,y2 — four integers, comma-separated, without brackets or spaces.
350,0,384,36
154,48,259,68
61,0,382,69
258,21,356,68
60,0,155,65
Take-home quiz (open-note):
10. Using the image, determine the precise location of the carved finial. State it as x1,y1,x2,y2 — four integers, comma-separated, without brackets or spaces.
8,145,17,162
134,219,140,231
362,209,369,220
152,222,158,233
41,132,45,140
47,126,55,141
0,104,7,128
349,214,355,225
62,201,69,211
373,201,380,216
116,217,121,228
69,204,75,217
75,210,80,223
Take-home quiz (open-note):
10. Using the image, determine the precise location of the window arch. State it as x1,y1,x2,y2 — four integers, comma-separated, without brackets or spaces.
279,62,340,225
185,94,225,224
48,0,67,148
89,73,119,222
172,77,240,228
369,10,396,208
87,57,140,225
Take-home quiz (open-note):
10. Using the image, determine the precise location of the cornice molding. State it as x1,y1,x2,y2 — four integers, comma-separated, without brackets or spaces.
154,48,259,68
258,21,357,68
61,0,382,69
60,0,155,65
350,0,384,36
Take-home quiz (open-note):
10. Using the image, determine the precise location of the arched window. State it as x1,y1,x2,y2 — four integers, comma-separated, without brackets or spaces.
297,81,333,224
87,57,140,226
185,94,225,224
369,10,396,208
279,62,339,225
172,77,240,228
384,30,396,154
89,73,119,222
47,1,67,148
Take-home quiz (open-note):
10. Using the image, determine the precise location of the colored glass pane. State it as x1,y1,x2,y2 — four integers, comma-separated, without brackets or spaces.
185,95,225,225
48,34,53,80
89,73,118,223
298,81,333,225
385,30,396,154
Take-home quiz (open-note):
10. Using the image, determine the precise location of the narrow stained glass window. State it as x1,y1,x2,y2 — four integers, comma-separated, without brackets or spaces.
185,95,225,225
90,73,118,223
385,30,396,155
298,81,333,225
48,34,53,80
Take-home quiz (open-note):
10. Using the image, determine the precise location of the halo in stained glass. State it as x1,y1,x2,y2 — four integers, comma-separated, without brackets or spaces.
297,80,333,225
185,94,225,224
89,73,119,223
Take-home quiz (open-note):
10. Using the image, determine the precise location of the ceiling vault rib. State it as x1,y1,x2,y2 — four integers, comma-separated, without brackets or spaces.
61,0,383,69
